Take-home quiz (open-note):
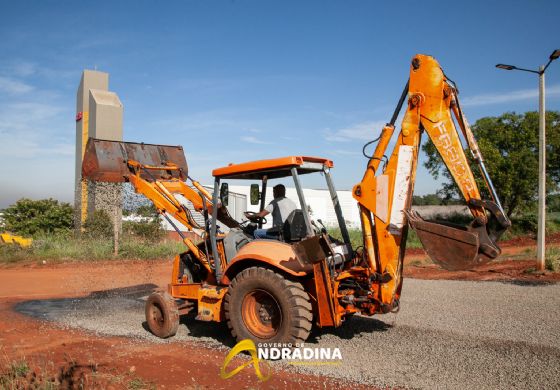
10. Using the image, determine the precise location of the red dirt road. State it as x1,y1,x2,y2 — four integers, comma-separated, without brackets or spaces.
1,233,558,388
403,232,560,282
404,259,560,282
0,261,370,389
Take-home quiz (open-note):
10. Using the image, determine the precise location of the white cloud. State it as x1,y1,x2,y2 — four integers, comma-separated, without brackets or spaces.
0,76,34,94
0,102,63,132
149,109,253,133
0,139,74,158
240,135,269,144
331,149,360,156
0,65,76,206
9,61,36,77
325,120,386,142
0,100,72,158
461,84,560,107
1,59,75,84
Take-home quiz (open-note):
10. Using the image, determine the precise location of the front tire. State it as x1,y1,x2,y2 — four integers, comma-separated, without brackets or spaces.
145,292,179,338
224,267,313,344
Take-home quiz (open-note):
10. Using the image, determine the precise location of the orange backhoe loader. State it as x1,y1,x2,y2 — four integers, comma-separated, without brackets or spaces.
82,54,510,345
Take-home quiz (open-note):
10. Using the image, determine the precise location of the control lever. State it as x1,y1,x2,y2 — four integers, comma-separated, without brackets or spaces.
313,219,328,234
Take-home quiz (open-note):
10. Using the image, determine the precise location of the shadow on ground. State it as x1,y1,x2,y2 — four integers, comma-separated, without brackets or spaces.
307,315,392,343
15,284,159,321
15,283,393,349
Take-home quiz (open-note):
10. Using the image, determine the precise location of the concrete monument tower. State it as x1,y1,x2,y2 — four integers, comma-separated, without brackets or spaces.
74,70,123,232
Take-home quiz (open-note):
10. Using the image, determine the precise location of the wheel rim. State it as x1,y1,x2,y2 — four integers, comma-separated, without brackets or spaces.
149,303,164,330
241,289,282,339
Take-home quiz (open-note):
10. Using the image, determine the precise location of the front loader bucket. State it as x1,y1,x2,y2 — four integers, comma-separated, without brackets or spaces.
82,138,188,182
405,210,503,271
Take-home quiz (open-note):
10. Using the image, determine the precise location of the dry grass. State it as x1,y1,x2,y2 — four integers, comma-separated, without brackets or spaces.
0,233,184,264
545,247,560,272
0,350,152,389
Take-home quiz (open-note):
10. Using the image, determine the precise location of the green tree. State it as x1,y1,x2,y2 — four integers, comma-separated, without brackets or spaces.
412,193,454,205
2,198,73,236
548,194,560,213
124,204,165,241
422,111,560,217
123,219,165,241
136,204,158,217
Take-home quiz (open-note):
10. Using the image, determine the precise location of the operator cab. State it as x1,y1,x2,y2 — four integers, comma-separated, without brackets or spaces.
210,156,353,263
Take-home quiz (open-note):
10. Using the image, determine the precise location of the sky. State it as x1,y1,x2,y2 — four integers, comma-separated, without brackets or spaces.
0,0,559,208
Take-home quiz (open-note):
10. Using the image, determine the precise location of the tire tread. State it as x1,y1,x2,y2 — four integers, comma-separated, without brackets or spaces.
223,266,313,344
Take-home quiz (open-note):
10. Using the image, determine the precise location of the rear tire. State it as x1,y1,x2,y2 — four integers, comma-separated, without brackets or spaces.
145,292,179,338
224,267,313,344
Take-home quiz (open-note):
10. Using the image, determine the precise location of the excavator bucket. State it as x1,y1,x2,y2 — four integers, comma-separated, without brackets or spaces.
405,209,506,271
82,138,188,183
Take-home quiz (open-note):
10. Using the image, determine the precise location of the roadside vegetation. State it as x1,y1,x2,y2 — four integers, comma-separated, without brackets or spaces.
0,111,560,271
329,212,560,251
423,111,560,218
0,355,155,389
1,198,560,266
0,233,184,264
328,226,424,249
545,247,560,272
0,199,183,264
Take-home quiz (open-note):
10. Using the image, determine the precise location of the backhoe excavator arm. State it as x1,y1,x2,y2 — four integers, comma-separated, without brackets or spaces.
82,138,239,276
351,54,510,312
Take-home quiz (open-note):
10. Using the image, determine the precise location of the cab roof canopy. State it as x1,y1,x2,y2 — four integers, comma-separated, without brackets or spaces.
212,156,334,180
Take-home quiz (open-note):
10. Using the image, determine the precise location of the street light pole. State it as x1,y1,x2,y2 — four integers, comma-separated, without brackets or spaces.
496,49,560,271
537,65,546,270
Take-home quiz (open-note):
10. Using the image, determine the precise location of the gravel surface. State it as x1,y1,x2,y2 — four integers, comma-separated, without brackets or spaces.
16,279,560,389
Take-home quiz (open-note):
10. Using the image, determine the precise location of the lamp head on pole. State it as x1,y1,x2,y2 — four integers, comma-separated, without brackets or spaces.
550,49,560,61
495,64,516,70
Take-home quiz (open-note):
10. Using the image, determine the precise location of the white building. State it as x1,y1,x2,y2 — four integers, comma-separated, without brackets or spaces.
157,187,247,233
140,184,359,233
228,185,360,229
126,184,468,234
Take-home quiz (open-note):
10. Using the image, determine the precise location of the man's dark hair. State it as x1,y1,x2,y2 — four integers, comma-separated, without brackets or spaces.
273,184,286,198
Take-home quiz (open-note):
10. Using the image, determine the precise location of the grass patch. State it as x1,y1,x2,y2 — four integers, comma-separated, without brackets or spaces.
327,212,560,251
9,360,29,378
405,229,423,248
501,212,560,240
327,227,423,249
0,360,30,389
0,355,146,389
327,227,363,249
523,267,537,274
545,247,560,272
3,212,558,265
0,232,184,264
128,377,156,390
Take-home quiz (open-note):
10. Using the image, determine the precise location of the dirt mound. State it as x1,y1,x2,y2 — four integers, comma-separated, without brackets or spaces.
404,259,560,283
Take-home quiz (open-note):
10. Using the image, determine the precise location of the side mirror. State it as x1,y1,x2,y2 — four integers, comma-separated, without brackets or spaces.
220,182,229,206
250,184,260,205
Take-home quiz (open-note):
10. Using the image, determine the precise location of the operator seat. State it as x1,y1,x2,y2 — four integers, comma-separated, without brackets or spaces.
282,209,307,242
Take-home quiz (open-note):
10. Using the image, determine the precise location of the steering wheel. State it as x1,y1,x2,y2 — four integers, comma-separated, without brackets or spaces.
244,211,267,225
